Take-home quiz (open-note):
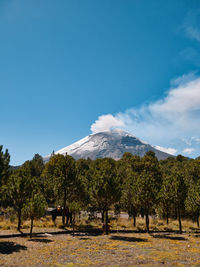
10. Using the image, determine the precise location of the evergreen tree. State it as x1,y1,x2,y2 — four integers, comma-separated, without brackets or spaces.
0,145,10,196
30,154,44,178
42,154,76,224
90,158,121,234
185,179,200,227
69,201,81,236
23,177,46,238
5,165,31,232
167,156,188,233
135,151,161,232
159,157,176,224
185,159,200,227
118,153,141,227
4,155,45,233
76,158,92,210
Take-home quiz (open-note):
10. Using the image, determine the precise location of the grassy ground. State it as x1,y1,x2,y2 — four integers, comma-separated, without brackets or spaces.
0,216,200,266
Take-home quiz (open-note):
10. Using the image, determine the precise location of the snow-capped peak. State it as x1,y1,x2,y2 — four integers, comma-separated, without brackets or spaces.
44,129,173,162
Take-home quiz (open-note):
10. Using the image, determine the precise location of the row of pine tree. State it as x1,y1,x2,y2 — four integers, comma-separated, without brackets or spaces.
0,145,200,236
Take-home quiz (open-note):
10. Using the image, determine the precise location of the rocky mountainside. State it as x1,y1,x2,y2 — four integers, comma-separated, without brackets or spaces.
44,129,173,161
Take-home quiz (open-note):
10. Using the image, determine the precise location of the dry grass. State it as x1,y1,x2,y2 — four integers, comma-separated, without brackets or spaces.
1,231,200,266
0,214,200,233
1,215,200,266
109,216,200,233
0,216,55,231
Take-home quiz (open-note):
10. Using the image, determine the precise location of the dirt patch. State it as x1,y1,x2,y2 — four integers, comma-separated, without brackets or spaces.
0,231,200,266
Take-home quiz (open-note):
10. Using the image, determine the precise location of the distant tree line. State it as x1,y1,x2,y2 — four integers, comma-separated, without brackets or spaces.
1,144,200,236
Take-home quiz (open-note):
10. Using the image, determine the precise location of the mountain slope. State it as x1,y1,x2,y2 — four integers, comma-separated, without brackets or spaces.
44,129,173,161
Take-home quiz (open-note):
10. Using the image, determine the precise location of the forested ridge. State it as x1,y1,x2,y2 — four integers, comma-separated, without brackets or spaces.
1,145,200,236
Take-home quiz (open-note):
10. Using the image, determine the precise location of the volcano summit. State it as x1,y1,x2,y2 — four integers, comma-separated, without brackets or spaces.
44,129,173,161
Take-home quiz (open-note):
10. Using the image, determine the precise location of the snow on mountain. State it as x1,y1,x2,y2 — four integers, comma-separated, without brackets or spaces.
43,129,174,162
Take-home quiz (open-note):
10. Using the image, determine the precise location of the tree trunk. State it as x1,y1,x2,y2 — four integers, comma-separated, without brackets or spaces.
63,193,67,225
30,217,34,238
17,209,22,233
145,212,150,233
174,206,177,220
166,207,169,225
197,214,199,228
105,210,109,235
177,206,182,234
72,213,75,237
101,210,105,223
133,214,136,227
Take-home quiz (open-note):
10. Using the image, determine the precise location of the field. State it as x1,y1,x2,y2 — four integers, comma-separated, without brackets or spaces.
1,215,200,266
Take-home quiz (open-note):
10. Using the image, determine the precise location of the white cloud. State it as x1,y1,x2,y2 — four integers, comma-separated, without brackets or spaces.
90,73,200,157
192,137,200,143
91,114,124,134
185,26,200,42
117,74,200,144
154,146,177,155
150,74,200,114
182,9,200,43
183,148,194,154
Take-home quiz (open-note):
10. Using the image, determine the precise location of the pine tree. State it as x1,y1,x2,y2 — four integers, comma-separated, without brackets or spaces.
159,157,176,224
135,151,161,232
118,153,141,227
0,145,10,188
42,154,76,224
5,166,31,233
23,178,46,238
168,156,188,233
185,159,200,227
90,158,121,234
76,158,92,210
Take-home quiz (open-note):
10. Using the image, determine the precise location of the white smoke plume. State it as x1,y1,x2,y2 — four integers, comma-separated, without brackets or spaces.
91,73,200,157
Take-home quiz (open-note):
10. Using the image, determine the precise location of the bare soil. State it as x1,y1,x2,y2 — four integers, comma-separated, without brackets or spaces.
1,229,200,266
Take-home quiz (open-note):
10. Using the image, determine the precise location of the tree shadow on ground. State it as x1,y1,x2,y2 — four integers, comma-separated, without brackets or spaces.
191,233,200,238
77,224,99,230
79,237,92,240
110,235,148,242
0,228,183,240
151,234,187,241
0,241,27,254
69,231,102,237
28,238,53,243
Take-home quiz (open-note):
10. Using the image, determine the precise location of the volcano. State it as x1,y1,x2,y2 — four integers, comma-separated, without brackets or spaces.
43,129,173,161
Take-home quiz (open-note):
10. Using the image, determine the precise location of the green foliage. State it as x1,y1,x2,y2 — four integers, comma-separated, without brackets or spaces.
90,158,121,211
135,151,161,232
69,201,81,213
185,179,200,214
160,156,188,233
89,157,121,234
185,159,200,226
3,154,45,233
43,154,76,203
76,158,92,208
5,165,31,232
42,154,77,224
31,154,44,176
69,201,81,232
23,177,46,221
2,143,200,235
0,145,10,184
136,151,161,211
118,153,141,225
23,181,46,237
158,157,176,223
0,145,10,204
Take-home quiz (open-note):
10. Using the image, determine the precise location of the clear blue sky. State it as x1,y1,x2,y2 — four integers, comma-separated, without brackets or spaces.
1,0,200,165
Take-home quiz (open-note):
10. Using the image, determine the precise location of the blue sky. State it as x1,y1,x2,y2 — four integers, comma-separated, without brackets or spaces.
1,0,200,165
